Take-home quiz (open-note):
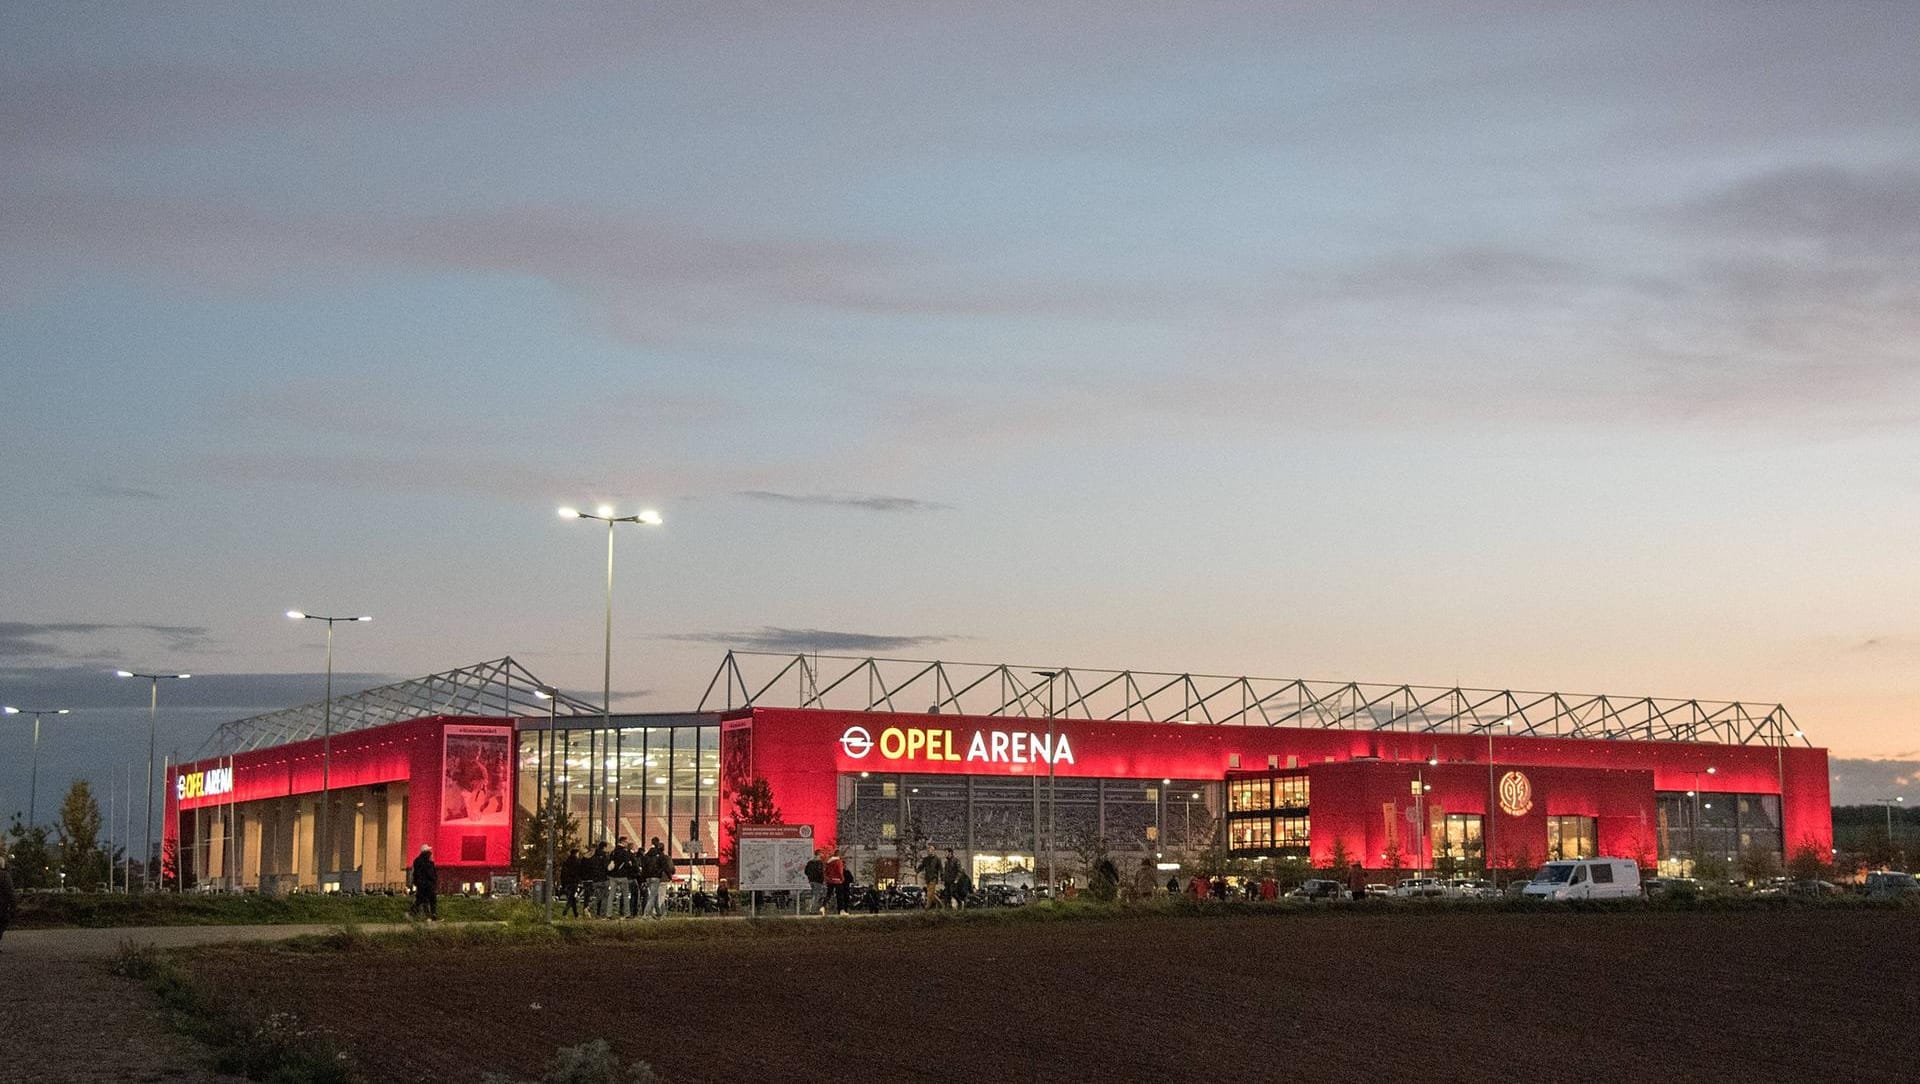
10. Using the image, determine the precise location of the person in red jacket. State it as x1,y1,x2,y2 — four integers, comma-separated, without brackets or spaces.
822,850,847,915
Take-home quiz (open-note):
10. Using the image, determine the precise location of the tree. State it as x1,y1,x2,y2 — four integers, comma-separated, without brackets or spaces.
515,797,581,882
5,818,56,890
1066,829,1119,902
1737,847,1782,885
55,780,104,887
1786,841,1829,882
1321,837,1355,876
1381,840,1406,886
719,777,781,879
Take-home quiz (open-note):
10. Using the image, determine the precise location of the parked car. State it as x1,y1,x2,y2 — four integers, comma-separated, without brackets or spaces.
1521,857,1642,901
1863,871,1919,898
1393,877,1445,898
1789,879,1841,897
1288,878,1345,900
1364,883,1395,898
1445,879,1497,899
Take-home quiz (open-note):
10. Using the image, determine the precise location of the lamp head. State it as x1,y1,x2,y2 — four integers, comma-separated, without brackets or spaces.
2,706,16,715
355,615,372,622
115,670,134,678
1706,766,1717,775
595,503,615,518
533,689,552,700
56,709,70,715
557,507,581,519
637,508,663,526
286,610,306,620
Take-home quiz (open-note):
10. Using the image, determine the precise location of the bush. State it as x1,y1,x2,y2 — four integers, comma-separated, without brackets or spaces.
482,1040,658,1084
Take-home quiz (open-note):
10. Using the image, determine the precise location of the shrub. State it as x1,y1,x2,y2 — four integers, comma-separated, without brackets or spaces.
483,1039,658,1084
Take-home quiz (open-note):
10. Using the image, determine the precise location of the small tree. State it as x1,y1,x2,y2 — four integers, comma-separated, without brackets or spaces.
1066,829,1119,902
516,797,581,882
55,780,104,887
1382,840,1406,886
1737,847,1782,885
1321,837,1355,876
719,777,781,880
1692,853,1730,885
4,818,56,890
1786,841,1829,882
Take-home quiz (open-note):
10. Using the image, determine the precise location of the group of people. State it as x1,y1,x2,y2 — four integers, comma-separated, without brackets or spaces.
914,846,976,909
557,835,684,919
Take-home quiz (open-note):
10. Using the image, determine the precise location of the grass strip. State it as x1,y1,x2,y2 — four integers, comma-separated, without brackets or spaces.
109,939,358,1083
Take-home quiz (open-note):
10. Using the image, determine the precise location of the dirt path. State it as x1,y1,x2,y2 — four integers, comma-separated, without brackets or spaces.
0,924,382,1084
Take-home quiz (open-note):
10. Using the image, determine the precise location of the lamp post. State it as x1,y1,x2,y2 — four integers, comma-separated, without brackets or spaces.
1417,755,1437,880
1687,766,1717,877
3,705,70,827
1034,670,1058,896
1878,796,1906,868
116,670,190,892
559,504,661,846
287,611,371,887
1485,720,1511,885
534,686,562,923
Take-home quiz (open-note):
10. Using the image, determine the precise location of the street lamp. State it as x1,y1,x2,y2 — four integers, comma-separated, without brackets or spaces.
558,504,661,846
1485,719,1511,885
115,670,190,891
1034,670,1058,897
1878,796,1907,868
1687,766,1717,877
1418,755,1437,880
534,686,562,923
287,611,371,888
3,705,70,827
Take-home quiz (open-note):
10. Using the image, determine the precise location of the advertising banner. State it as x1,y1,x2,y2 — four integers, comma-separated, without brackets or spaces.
441,724,511,826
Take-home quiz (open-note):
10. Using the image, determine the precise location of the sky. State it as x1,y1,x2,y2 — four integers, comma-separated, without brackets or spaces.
3,2,1918,823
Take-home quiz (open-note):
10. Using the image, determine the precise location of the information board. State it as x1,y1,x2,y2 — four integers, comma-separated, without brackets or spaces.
737,824,814,891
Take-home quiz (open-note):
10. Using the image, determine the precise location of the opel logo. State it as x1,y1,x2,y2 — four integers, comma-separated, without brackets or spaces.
840,725,874,759
1498,770,1533,816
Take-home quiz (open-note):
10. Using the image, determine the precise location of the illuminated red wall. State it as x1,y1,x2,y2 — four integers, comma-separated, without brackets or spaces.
720,707,1832,865
164,716,516,870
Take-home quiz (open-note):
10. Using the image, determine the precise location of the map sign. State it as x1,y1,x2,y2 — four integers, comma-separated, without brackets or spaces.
737,824,814,892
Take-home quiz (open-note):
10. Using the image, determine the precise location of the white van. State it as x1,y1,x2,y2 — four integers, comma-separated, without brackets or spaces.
1522,858,1641,901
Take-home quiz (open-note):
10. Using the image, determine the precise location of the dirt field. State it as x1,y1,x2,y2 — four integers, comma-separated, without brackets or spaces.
181,908,1920,1083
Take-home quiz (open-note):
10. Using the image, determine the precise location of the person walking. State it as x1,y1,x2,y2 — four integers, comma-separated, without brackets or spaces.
586,842,610,918
804,849,827,915
408,844,438,921
643,837,671,919
0,854,16,946
823,849,848,915
560,847,583,918
610,836,640,919
941,849,962,910
915,845,943,909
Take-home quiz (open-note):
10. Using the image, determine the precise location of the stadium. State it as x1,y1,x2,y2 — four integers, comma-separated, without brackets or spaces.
163,652,1833,894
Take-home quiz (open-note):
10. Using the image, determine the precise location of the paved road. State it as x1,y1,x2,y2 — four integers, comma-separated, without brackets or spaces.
0,924,392,1084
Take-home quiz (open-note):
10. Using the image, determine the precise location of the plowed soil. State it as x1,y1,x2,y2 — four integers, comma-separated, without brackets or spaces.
182,908,1920,1083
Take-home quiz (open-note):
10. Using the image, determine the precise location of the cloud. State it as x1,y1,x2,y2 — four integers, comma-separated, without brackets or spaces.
0,622,213,663
77,481,166,501
1829,758,1920,806
662,627,959,654
734,491,949,513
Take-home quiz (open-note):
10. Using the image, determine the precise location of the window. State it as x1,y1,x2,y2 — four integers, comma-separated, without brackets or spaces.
1434,814,1483,860
1591,863,1613,884
1275,775,1310,809
1231,819,1273,849
1549,816,1597,860
1228,778,1271,812
1275,815,1310,847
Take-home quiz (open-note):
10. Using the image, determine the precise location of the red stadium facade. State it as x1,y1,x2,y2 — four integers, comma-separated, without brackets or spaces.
168,696,1831,892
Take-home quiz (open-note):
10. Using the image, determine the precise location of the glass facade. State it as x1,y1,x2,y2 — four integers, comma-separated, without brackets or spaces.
837,772,1220,884
1654,792,1782,876
1548,815,1597,860
1434,813,1483,861
1227,772,1309,857
518,717,720,882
